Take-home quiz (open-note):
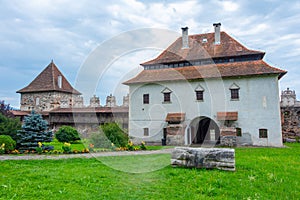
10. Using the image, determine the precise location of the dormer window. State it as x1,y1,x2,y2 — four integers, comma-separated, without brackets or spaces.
162,87,172,103
58,75,62,88
230,83,240,100
195,84,205,101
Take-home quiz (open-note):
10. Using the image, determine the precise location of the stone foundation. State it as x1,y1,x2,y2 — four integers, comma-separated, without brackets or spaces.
171,147,235,171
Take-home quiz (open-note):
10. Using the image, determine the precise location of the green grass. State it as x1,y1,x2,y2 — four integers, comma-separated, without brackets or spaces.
1,144,299,199
43,139,86,151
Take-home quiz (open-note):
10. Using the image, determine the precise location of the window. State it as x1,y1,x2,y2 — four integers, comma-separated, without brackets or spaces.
236,128,242,137
195,84,205,101
196,91,204,101
230,83,240,100
144,128,149,136
162,87,172,103
230,89,239,100
164,93,171,102
143,94,149,104
259,129,268,138
36,97,40,105
58,75,62,88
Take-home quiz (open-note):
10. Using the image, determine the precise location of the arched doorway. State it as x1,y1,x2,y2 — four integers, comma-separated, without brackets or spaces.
189,117,220,145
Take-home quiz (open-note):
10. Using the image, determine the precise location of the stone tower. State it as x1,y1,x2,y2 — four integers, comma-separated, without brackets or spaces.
105,94,116,107
281,88,296,107
89,95,100,107
17,61,82,112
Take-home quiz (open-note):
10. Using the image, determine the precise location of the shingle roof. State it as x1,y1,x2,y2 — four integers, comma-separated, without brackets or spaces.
17,61,81,94
123,60,287,85
142,32,264,65
166,113,186,123
49,106,128,114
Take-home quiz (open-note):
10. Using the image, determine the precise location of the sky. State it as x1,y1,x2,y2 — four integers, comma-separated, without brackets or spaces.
1,0,300,108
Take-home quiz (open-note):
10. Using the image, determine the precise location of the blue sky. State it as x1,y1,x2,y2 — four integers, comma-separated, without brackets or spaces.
1,0,300,108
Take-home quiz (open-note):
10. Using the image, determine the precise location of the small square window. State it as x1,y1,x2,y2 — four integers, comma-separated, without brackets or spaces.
230,89,239,100
236,128,242,137
164,93,171,103
259,129,268,138
143,94,149,104
196,91,204,101
144,128,149,136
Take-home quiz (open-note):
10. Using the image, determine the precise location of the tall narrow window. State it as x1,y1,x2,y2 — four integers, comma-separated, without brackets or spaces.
36,97,40,105
144,128,149,136
164,92,171,102
236,127,242,137
161,87,172,103
143,94,149,104
259,129,268,138
58,75,62,88
196,91,204,101
230,83,240,100
195,84,205,101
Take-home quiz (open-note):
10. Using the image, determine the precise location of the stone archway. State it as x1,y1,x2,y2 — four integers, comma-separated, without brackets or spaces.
188,116,220,145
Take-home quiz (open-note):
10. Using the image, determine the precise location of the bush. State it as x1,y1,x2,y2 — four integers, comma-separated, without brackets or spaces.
88,131,112,149
100,123,128,147
55,126,80,143
0,135,16,152
0,113,21,141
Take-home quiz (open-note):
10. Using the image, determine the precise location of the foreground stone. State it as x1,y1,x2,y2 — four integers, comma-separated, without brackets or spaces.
171,147,235,171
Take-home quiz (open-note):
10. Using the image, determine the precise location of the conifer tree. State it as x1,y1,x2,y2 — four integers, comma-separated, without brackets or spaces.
16,111,53,150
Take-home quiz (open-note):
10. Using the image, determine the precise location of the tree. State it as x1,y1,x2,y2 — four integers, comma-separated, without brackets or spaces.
100,123,128,147
0,100,14,118
55,126,80,143
16,111,53,150
0,113,21,141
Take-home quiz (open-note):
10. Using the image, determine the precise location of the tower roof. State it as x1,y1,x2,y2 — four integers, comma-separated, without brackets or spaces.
17,61,81,95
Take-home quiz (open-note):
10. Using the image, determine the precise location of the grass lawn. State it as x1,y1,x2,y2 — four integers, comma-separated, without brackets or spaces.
1,144,300,199
43,139,170,152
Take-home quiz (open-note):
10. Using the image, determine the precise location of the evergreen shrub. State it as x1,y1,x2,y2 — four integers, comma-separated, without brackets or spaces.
0,135,16,152
55,126,80,143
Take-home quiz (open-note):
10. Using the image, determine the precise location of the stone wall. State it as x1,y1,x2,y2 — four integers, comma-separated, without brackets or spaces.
20,92,83,112
171,147,235,171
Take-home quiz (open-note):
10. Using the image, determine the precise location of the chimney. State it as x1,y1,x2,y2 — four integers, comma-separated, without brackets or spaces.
213,23,221,44
181,27,189,49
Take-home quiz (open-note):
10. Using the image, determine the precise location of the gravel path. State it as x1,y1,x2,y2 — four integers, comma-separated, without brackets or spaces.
0,148,174,161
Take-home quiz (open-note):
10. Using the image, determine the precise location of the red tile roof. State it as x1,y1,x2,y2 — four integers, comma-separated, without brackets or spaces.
124,60,286,85
49,106,129,114
217,112,238,121
17,61,81,95
142,32,264,65
166,113,185,123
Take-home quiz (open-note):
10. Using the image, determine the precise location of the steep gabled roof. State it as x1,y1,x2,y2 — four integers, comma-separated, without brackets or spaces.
17,61,81,95
123,60,287,85
142,32,264,66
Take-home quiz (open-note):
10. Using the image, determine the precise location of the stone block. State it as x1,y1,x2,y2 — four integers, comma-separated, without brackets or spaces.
171,147,235,171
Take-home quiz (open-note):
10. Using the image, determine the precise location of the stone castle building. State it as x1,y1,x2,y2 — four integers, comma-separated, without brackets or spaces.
14,61,129,133
280,88,300,142
17,61,83,112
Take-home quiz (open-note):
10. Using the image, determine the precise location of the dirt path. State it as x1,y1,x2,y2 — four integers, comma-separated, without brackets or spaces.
0,148,174,161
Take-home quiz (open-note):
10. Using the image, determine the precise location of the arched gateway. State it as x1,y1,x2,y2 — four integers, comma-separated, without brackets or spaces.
187,116,220,145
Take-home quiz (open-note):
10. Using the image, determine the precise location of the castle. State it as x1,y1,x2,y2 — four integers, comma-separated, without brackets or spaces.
124,23,286,147
14,61,128,134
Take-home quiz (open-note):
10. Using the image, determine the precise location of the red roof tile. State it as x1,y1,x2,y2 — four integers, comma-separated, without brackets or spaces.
124,60,286,85
217,112,238,121
49,106,129,114
17,61,81,94
166,113,185,123
142,32,264,65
